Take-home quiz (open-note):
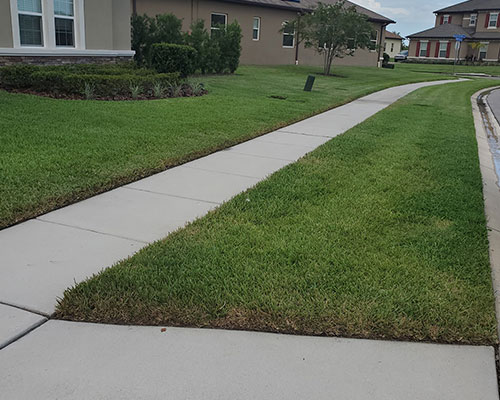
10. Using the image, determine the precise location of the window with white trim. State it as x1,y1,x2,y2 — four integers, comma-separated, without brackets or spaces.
443,15,450,24
54,0,74,46
489,13,498,28
18,0,43,46
370,30,378,51
470,13,477,26
439,41,448,58
12,0,84,49
252,17,260,41
419,41,428,57
479,42,489,59
211,13,227,35
282,21,295,48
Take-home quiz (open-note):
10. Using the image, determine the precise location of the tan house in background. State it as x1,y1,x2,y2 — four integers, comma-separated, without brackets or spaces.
384,31,404,58
408,0,500,62
133,0,395,67
0,0,395,67
0,0,134,65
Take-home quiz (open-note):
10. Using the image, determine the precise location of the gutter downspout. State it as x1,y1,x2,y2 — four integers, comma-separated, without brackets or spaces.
377,23,387,67
295,13,301,65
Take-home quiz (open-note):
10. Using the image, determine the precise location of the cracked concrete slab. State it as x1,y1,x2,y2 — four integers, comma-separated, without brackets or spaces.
126,166,260,204
0,304,46,350
0,321,497,400
0,220,143,314
39,187,216,243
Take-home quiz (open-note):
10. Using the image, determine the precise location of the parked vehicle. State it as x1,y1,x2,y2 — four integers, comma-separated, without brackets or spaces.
394,50,408,62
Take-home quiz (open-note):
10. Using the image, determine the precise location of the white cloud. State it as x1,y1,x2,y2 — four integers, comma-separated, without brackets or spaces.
354,0,410,16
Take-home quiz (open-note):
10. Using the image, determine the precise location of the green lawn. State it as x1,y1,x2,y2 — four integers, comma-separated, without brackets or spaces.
56,79,498,345
0,64,451,229
396,61,500,75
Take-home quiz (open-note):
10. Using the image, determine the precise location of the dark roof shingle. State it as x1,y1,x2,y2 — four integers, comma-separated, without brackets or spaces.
435,0,500,13
218,0,395,23
407,24,474,39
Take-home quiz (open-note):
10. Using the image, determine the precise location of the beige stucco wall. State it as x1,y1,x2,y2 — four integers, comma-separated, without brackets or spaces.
85,0,131,50
0,0,14,48
135,0,384,67
384,38,401,58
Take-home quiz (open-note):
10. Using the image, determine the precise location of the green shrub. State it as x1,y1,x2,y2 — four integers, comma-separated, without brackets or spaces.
184,20,211,74
0,64,180,98
132,13,183,66
151,43,197,77
0,65,39,88
217,21,242,73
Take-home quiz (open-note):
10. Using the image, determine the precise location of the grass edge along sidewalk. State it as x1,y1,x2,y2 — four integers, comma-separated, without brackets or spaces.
56,79,499,345
0,65,452,230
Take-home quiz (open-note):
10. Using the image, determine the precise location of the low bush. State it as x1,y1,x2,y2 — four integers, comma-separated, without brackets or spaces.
0,64,184,100
151,43,197,77
132,13,242,75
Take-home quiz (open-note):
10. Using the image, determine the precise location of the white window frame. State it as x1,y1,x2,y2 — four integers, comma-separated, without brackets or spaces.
17,0,44,47
488,12,498,28
282,21,295,49
443,14,450,24
419,40,428,57
469,13,477,26
370,30,378,52
439,41,448,58
54,0,75,47
210,12,227,35
10,0,85,50
479,42,489,59
252,16,260,41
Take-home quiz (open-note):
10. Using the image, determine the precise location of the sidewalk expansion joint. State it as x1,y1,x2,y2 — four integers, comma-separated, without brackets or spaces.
182,165,267,180
226,150,297,162
122,187,222,205
278,130,333,138
0,301,49,318
35,218,149,244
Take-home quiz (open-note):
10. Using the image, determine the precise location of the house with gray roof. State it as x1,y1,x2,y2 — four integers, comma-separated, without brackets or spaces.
133,0,395,67
408,0,500,62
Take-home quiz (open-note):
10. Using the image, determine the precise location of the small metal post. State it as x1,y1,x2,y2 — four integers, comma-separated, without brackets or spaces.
304,75,315,92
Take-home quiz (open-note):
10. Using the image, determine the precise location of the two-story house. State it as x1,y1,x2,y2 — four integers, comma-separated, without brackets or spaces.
408,0,500,62
133,0,394,68
0,0,394,67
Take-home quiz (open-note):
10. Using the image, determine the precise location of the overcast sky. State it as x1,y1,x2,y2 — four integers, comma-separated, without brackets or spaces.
354,0,459,38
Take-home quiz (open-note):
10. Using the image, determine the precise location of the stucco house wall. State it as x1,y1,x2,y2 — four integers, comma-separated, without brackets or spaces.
134,0,388,67
0,0,134,65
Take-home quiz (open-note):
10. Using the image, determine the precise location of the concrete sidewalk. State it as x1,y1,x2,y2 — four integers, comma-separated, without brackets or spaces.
3,78,499,400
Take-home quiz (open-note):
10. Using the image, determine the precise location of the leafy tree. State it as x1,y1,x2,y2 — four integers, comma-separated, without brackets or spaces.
287,1,375,75
154,13,183,44
131,14,155,66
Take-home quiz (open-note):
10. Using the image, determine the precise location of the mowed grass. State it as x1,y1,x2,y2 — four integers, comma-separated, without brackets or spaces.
56,79,498,345
0,64,450,229
397,61,500,76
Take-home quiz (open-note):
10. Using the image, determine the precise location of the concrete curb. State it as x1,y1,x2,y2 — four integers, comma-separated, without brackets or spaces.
471,87,500,338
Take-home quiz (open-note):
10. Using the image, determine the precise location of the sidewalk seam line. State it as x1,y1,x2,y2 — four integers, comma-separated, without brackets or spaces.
122,187,222,205
35,218,149,244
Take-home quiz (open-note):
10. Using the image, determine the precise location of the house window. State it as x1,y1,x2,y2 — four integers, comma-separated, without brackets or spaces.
18,0,43,46
470,13,477,26
419,41,428,57
370,30,378,51
282,21,295,48
443,15,450,24
439,41,448,58
479,42,489,59
391,42,394,52
489,13,498,28
211,13,227,35
54,0,74,46
252,17,260,41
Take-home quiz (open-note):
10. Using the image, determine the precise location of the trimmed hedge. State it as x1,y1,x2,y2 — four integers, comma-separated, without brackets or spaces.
151,43,196,77
0,64,180,98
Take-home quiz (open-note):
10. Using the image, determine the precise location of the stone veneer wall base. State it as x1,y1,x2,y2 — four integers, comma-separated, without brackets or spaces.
0,55,133,66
